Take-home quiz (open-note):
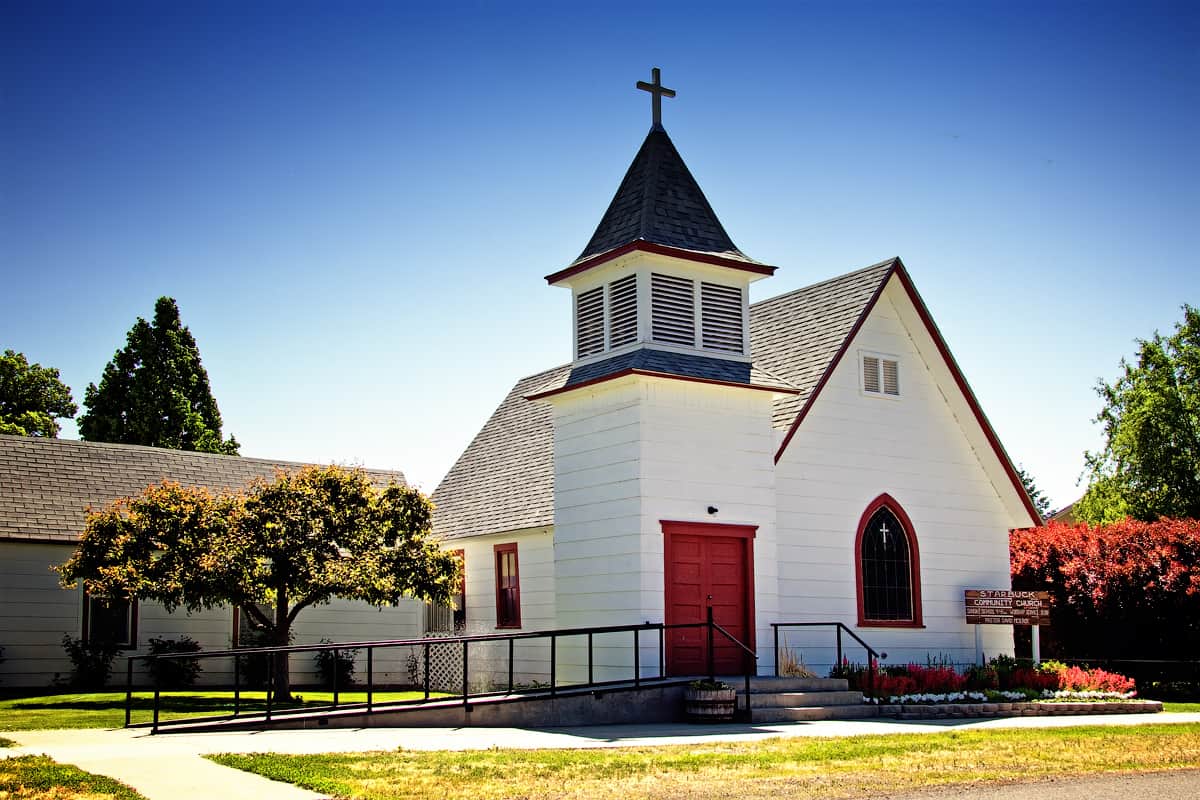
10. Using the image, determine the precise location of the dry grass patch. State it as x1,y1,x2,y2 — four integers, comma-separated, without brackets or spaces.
211,723,1200,800
0,755,146,800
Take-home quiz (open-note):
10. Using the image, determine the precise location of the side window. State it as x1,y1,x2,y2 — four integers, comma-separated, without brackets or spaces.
494,543,521,629
856,495,923,627
451,550,466,630
232,603,274,646
83,594,137,649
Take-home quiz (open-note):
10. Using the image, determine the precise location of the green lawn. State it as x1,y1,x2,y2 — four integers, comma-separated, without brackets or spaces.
212,724,1200,800
1165,702,1200,713
0,690,439,730
0,755,148,799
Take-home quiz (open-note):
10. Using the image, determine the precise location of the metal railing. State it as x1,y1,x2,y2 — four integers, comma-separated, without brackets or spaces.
128,616,758,732
770,622,885,695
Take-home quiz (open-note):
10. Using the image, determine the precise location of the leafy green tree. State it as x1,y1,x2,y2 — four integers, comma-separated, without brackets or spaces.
1076,305,1200,524
1015,466,1053,519
79,297,238,454
57,465,459,700
0,350,78,437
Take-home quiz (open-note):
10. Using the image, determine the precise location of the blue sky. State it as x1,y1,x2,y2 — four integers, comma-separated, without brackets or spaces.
2,0,1197,508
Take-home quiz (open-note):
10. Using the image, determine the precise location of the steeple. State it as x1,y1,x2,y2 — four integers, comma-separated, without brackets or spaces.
546,68,775,285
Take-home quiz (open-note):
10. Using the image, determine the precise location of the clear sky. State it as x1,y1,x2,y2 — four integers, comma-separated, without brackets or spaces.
2,0,1197,509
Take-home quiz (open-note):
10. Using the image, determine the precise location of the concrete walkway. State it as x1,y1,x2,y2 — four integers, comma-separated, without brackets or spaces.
5,712,1200,800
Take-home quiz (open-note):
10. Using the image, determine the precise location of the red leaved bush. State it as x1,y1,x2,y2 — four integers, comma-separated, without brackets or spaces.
1011,518,1200,660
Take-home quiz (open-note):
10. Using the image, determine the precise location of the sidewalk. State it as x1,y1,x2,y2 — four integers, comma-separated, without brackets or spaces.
6,712,1200,800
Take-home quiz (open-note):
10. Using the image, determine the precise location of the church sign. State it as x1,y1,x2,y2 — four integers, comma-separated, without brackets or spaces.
964,590,1051,626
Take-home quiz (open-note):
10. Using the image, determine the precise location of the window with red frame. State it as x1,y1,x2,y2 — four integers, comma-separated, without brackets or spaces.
860,506,915,622
494,543,521,629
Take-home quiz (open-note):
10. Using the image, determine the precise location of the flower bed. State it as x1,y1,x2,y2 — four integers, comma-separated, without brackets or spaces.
834,656,1156,716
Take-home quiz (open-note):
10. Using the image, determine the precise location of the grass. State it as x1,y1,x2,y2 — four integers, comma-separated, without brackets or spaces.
0,690,441,731
0,755,148,799
1164,702,1200,713
211,723,1200,800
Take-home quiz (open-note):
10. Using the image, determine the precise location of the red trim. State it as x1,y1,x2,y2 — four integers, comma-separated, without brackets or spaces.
545,240,777,285
772,259,1042,528
527,367,799,401
493,542,521,629
661,520,757,672
854,494,924,628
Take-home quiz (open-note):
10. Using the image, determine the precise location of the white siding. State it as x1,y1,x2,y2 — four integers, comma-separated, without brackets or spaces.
447,527,555,690
548,374,778,679
774,281,1018,673
0,541,424,688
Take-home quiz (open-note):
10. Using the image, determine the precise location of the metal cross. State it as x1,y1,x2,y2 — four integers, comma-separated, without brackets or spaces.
636,67,676,129
878,522,891,544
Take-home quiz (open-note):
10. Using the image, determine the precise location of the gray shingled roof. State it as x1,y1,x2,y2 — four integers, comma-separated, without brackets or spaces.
751,259,897,428
571,128,763,268
0,436,406,544
432,261,897,540
563,349,798,392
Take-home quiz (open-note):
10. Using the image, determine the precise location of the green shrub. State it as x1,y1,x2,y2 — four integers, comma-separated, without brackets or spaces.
313,640,358,689
143,636,203,689
60,635,119,689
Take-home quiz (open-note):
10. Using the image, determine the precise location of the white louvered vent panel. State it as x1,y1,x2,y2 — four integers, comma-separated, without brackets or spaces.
882,359,900,396
651,273,695,346
700,282,744,353
608,274,638,348
862,355,881,394
576,286,605,358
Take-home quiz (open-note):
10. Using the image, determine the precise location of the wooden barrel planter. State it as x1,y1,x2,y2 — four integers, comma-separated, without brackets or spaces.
685,682,737,723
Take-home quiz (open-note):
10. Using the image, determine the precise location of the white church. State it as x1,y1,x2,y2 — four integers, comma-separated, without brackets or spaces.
430,70,1041,680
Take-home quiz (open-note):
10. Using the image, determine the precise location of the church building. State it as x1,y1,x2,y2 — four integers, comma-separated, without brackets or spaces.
431,70,1041,680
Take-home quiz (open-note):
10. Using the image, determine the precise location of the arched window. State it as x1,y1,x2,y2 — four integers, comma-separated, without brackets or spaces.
855,494,923,627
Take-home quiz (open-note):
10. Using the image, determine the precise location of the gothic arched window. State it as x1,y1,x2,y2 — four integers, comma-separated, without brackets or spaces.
855,495,923,627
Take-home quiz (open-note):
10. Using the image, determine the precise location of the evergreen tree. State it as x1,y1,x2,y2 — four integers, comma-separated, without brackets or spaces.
1016,465,1053,519
0,350,78,437
79,297,239,454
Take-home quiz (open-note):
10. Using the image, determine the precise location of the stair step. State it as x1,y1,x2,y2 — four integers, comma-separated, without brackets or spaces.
751,704,880,722
722,677,850,692
746,690,864,708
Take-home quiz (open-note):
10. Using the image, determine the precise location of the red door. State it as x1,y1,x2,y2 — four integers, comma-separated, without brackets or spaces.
663,522,756,676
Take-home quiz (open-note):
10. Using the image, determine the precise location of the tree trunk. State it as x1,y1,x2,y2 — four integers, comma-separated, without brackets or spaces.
273,586,294,702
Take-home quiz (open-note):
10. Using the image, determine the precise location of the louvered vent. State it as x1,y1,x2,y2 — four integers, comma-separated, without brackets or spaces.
862,355,881,394
576,286,605,358
651,273,695,346
882,359,900,396
608,274,638,348
701,282,744,353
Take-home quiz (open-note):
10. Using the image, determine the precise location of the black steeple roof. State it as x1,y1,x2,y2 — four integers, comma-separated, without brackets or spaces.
566,127,767,271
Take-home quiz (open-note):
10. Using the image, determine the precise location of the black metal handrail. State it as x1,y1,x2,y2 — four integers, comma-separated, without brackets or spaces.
128,616,759,731
706,607,758,720
770,621,885,696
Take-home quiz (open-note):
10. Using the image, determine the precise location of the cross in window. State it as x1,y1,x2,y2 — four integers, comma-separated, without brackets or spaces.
878,521,891,544
636,67,676,129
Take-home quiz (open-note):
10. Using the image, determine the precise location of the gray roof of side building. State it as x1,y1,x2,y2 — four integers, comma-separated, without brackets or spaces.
0,435,406,544
570,127,765,268
432,258,898,541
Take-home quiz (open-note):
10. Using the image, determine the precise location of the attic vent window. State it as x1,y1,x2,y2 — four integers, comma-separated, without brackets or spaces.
862,352,900,397
701,282,744,353
651,273,695,347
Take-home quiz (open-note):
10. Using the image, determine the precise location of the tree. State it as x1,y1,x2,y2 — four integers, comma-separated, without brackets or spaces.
0,350,78,437
1010,518,1200,662
1076,305,1200,524
78,297,239,454
57,465,460,700
1016,465,1053,519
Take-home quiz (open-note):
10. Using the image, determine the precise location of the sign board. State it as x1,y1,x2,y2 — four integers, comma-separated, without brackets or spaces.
964,590,1051,626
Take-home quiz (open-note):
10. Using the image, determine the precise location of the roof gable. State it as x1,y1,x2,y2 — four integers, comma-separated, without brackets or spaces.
0,436,405,544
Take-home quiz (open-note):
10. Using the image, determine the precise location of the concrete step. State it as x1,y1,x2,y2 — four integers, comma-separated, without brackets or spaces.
750,704,880,722
746,690,864,708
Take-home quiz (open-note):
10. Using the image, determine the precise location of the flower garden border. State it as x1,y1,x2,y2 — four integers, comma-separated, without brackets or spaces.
877,699,1163,720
